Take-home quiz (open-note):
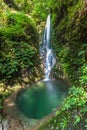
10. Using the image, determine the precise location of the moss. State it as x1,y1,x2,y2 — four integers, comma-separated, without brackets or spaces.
38,0,87,129
0,11,41,86
51,0,87,81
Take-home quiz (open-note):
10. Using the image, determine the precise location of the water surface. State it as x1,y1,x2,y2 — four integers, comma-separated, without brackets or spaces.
16,79,68,119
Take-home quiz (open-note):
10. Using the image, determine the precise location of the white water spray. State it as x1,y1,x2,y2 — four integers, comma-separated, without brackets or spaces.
40,14,56,80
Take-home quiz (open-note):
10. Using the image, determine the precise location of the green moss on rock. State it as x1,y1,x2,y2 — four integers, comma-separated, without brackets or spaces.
51,0,87,81
0,11,41,86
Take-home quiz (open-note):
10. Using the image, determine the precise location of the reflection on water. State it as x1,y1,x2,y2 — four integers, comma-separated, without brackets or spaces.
16,79,68,119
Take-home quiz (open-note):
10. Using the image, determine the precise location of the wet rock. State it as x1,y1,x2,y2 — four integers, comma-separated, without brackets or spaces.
0,123,2,130
2,119,9,130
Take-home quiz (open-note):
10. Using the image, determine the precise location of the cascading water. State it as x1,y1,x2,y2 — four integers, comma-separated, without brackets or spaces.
40,14,56,79
16,14,68,120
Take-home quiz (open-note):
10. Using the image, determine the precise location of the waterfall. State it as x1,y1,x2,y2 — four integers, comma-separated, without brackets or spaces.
40,14,56,80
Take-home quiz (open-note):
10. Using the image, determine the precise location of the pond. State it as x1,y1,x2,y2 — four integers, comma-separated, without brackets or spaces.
16,79,68,119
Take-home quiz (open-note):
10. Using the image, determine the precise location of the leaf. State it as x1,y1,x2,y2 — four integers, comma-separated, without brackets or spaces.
81,107,87,113
74,116,80,125
78,50,85,56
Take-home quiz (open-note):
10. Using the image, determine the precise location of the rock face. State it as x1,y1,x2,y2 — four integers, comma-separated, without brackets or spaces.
0,119,9,130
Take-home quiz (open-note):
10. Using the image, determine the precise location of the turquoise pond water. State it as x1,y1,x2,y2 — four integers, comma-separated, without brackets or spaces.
16,79,68,119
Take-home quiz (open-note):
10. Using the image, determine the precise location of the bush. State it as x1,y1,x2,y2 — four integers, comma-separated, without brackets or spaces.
0,12,39,86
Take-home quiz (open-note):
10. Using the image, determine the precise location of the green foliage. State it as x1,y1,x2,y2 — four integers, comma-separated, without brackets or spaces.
0,89,11,120
51,0,87,82
79,64,87,86
0,12,39,86
38,0,87,130
2,0,50,28
39,85,87,130
0,0,87,129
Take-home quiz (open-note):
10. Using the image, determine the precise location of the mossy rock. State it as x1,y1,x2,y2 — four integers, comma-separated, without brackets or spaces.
0,11,41,86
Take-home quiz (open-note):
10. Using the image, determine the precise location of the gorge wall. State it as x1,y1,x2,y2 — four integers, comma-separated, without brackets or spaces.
51,0,87,82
